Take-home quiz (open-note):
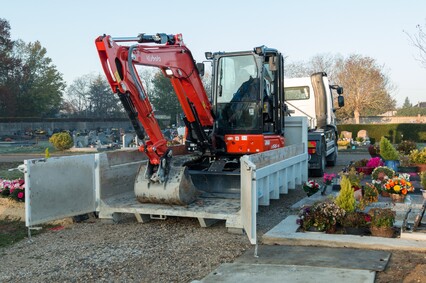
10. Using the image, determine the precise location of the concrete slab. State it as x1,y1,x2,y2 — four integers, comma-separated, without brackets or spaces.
193,263,375,283
235,245,390,271
263,215,426,251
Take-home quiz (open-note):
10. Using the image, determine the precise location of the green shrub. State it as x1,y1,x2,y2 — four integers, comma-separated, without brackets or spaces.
410,147,426,164
335,176,356,213
421,172,426,189
379,137,399,160
49,132,73,151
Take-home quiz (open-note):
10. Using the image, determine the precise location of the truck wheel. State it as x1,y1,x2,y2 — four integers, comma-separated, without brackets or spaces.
327,146,338,166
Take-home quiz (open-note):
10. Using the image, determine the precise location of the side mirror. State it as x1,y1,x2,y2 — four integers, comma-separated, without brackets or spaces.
196,63,205,76
337,87,343,95
338,95,344,107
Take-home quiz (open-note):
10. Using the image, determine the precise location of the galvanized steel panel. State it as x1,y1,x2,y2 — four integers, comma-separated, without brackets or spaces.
241,156,257,245
25,155,96,226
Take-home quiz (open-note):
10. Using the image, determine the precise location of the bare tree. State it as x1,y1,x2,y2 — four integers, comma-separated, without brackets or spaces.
285,53,342,81
334,54,396,123
65,74,123,117
405,21,426,68
64,76,92,115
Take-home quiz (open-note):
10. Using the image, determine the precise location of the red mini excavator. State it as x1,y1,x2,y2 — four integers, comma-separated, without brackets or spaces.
95,33,286,205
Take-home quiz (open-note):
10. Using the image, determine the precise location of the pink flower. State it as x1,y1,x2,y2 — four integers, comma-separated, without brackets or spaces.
17,191,24,199
323,173,336,185
366,157,384,168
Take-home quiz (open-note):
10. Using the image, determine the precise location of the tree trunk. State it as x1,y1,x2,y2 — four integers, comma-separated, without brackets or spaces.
354,109,360,124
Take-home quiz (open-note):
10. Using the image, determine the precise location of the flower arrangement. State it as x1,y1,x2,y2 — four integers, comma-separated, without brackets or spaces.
368,207,395,237
421,171,426,190
381,174,414,195
341,167,364,190
368,144,380,157
397,140,417,155
366,157,384,168
353,158,369,168
368,208,395,228
0,178,25,202
341,211,371,228
409,147,426,164
303,180,320,196
362,183,379,203
371,166,395,182
337,139,350,147
355,137,364,143
298,199,346,232
399,154,415,167
323,173,336,185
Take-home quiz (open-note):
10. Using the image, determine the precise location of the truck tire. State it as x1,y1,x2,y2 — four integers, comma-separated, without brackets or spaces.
327,146,338,166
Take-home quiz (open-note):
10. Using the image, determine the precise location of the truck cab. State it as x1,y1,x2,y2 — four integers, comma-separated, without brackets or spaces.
284,72,344,176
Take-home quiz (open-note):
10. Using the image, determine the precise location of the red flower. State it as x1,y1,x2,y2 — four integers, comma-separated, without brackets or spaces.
364,214,371,222
17,191,24,199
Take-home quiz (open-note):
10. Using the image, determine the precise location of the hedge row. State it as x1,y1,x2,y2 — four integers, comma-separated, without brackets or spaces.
337,124,426,144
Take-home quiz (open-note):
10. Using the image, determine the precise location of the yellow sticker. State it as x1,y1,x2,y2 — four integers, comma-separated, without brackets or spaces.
114,70,122,83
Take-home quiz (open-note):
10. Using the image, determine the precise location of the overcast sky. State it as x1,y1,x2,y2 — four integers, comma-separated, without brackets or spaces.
3,0,426,107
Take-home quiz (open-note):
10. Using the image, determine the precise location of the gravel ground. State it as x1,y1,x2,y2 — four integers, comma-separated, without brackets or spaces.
2,151,426,282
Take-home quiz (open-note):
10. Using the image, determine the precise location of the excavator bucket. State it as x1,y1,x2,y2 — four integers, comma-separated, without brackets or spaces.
134,155,199,205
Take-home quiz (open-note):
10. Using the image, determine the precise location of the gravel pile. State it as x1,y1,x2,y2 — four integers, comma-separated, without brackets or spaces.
0,188,307,283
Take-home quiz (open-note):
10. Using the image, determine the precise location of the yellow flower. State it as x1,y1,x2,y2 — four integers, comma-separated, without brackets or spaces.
393,185,401,192
407,182,412,187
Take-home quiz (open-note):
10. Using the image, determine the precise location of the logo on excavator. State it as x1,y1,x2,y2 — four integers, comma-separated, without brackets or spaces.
146,55,161,62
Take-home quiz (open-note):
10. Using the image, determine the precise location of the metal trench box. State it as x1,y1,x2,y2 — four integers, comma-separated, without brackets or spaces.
25,117,308,244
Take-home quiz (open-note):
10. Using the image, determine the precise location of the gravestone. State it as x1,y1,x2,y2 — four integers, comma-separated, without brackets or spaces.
341,131,352,140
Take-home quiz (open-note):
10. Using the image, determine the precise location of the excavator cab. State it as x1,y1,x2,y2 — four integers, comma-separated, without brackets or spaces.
209,47,285,154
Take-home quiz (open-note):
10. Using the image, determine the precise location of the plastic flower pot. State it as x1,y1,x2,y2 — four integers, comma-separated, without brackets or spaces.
384,160,400,172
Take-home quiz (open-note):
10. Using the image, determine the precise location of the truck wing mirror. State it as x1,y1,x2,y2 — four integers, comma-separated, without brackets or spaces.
196,63,205,76
338,95,344,107
337,87,343,95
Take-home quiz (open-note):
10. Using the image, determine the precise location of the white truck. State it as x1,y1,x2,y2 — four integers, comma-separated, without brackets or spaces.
284,72,344,177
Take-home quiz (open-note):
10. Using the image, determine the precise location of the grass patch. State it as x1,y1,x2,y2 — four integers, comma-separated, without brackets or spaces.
0,140,56,155
0,217,63,248
0,218,33,248
0,162,24,179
